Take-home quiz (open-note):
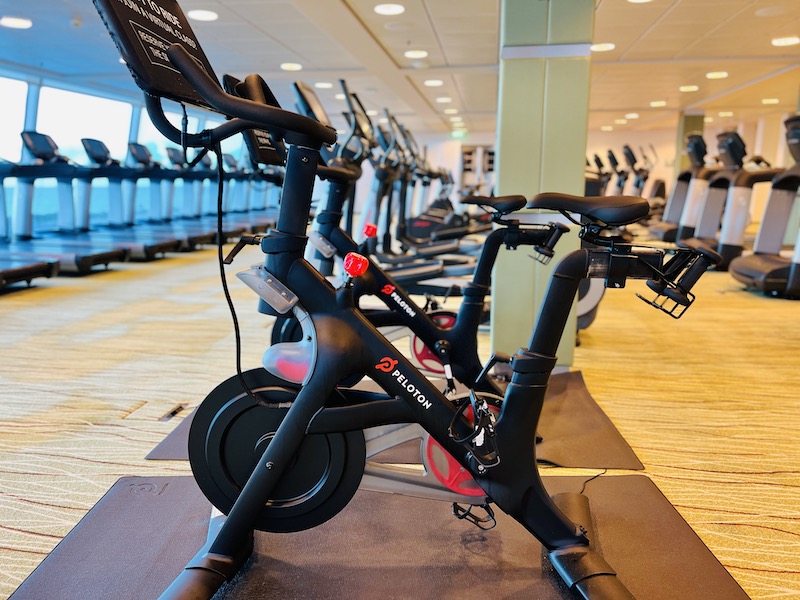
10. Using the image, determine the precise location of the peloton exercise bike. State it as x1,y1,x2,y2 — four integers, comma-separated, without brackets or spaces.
225,74,568,394
94,1,720,598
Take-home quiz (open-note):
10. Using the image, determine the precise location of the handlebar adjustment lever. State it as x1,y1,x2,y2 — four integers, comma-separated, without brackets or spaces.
224,234,264,264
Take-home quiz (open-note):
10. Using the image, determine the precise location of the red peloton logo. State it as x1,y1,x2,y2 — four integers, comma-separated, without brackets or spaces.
381,284,395,295
375,357,399,372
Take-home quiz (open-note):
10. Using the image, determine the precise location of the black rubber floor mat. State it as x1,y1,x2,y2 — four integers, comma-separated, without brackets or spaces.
146,371,643,470
10,477,211,600
10,475,748,600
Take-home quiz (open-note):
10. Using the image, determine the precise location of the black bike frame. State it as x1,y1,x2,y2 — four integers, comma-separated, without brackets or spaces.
313,174,554,394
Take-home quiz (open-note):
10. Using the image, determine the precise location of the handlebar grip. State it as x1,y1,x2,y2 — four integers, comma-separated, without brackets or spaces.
166,45,336,147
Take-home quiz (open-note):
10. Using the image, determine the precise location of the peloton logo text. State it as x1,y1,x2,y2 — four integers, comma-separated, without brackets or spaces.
380,285,417,318
375,357,432,409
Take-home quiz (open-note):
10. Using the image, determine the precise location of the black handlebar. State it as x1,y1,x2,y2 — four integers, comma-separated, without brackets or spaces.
166,44,336,148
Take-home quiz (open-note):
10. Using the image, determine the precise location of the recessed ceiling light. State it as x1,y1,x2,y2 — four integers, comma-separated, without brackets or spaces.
614,119,628,125
0,16,33,29
771,36,800,47
424,79,443,87
706,71,728,79
451,130,466,139
335,93,346,100
314,82,333,89
649,100,667,108
366,109,379,116
627,0,653,3
704,117,714,123
280,62,303,72
761,98,780,105
435,97,452,103
719,111,734,117
187,9,218,22
404,49,428,59
625,113,639,119
679,85,699,92
444,108,458,115
590,43,616,52
601,126,614,132
378,117,389,124
374,4,405,16
449,116,463,122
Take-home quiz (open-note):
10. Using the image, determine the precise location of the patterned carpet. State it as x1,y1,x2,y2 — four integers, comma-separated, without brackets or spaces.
0,246,798,599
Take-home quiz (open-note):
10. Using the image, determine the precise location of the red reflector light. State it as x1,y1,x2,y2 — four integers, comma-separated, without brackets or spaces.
343,252,369,277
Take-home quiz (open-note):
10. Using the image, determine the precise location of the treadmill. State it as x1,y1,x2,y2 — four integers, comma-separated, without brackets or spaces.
0,158,61,288
6,134,129,274
165,146,272,234
649,134,720,242
729,115,800,297
679,131,784,270
18,132,182,261
83,139,217,249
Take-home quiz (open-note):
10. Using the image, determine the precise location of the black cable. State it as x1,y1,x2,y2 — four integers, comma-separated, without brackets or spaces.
212,144,263,406
579,468,607,495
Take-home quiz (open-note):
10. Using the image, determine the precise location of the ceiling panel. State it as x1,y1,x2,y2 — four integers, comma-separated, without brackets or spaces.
0,0,797,140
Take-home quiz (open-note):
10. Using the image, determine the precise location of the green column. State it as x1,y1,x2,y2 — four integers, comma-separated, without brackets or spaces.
491,0,594,365
674,113,705,179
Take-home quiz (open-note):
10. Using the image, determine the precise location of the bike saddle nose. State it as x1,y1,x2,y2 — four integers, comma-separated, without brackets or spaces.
527,192,649,227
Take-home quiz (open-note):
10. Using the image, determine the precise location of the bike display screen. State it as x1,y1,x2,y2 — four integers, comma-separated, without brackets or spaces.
92,0,219,109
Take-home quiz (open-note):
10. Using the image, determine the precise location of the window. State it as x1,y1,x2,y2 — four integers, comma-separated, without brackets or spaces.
32,87,132,230
36,87,132,163
137,106,199,166
0,76,28,163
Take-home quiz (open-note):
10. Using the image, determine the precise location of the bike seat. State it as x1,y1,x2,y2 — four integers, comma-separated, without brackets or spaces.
526,193,649,226
462,194,526,215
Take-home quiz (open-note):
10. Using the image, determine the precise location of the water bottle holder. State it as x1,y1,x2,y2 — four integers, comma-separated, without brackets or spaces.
636,286,695,319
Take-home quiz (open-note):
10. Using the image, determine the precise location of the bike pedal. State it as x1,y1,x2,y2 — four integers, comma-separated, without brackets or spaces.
451,502,496,530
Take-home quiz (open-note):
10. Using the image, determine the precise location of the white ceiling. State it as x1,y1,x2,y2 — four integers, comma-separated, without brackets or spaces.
0,0,797,138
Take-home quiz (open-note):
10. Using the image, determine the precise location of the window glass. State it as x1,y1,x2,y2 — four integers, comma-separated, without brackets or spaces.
0,76,28,163
137,109,199,166
36,87,132,163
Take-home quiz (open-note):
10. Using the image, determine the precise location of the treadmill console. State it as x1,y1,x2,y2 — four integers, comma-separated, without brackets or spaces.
685,133,707,169
128,143,155,167
21,131,63,162
716,131,746,168
622,144,637,169
81,138,117,166
785,115,800,164
165,147,188,167
607,149,620,170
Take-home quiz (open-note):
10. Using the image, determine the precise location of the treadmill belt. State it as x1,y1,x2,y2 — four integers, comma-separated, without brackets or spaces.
10,475,748,600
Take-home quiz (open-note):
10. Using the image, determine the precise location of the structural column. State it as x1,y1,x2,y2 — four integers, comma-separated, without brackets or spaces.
673,113,705,180
491,0,594,364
